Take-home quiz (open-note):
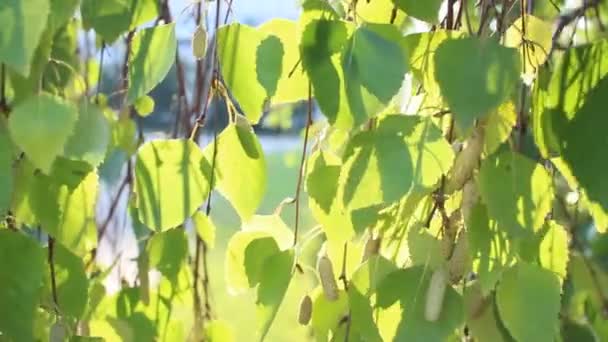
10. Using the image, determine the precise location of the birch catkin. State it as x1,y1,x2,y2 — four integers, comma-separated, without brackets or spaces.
317,255,339,301
425,267,448,322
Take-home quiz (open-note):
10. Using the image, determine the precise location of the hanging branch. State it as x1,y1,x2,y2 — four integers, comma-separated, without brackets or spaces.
293,82,313,247
158,0,190,138
192,0,222,326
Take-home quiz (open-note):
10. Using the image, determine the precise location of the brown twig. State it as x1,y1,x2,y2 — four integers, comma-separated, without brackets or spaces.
293,82,313,247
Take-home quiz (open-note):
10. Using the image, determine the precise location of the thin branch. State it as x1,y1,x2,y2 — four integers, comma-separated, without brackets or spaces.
190,0,221,141
0,63,7,114
193,0,222,325
48,237,59,315
552,0,601,47
293,82,313,247
95,42,105,104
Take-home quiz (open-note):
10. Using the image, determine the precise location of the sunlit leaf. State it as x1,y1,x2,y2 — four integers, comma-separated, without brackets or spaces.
146,228,188,281
259,19,309,104
478,150,553,233
341,115,453,210
540,221,569,283
217,23,282,123
505,15,553,78
375,266,464,341
126,23,176,104
44,242,88,319
256,249,294,341
192,211,216,249
204,122,266,220
135,139,210,231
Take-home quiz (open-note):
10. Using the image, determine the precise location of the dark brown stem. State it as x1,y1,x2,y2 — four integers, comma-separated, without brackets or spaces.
293,82,313,247
446,0,456,29
48,237,59,315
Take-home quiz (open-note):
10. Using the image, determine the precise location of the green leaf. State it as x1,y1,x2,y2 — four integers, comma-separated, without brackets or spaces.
81,0,159,43
306,150,356,243
53,164,99,257
557,76,608,212
496,263,561,342
301,20,407,128
48,0,79,32
217,23,282,123
392,0,442,23
204,122,266,220
134,139,210,231
505,15,553,78
63,101,111,168
403,30,463,106
45,242,88,319
341,115,453,210
467,202,515,294
311,290,350,341
134,95,155,117
147,228,188,281
204,320,235,342
435,37,520,131
0,0,50,76
225,215,293,294
351,254,398,296
540,221,569,282
349,256,398,342
478,150,553,233
300,19,351,127
551,157,608,233
464,283,508,342
256,249,294,341
0,231,45,342
355,0,406,26
342,23,407,109
192,211,216,249
245,237,281,288
43,21,79,92
259,19,309,104
8,93,78,173
533,40,608,157
112,116,138,155
407,222,444,269
0,122,13,214
126,23,176,104
482,101,517,156
225,230,275,294
375,266,464,342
